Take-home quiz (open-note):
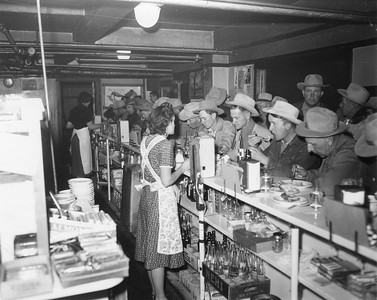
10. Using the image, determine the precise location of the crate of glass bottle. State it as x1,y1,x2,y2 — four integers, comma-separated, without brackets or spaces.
202,264,270,300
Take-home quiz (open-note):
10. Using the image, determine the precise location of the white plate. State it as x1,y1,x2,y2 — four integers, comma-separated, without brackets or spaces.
280,180,312,190
273,195,311,207
68,178,93,184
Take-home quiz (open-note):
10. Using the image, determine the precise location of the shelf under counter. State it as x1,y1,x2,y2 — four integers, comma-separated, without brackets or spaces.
193,203,361,300
202,176,377,264
259,250,360,300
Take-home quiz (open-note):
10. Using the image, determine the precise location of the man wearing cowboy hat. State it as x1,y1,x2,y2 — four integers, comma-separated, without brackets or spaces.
205,86,232,121
225,93,272,162
256,92,273,129
295,74,329,120
248,100,321,177
178,101,203,138
194,99,236,155
355,113,377,195
336,82,371,140
294,107,360,196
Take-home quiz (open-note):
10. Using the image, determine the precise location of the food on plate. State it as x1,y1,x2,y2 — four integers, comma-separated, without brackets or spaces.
281,193,300,202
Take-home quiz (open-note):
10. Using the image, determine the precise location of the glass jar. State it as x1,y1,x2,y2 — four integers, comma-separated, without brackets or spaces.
272,232,283,253
260,172,272,191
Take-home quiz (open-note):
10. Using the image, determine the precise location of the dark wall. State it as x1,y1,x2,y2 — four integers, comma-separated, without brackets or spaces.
256,46,353,112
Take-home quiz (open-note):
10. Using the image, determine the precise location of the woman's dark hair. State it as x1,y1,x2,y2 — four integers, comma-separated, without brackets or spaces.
148,102,174,135
77,91,93,104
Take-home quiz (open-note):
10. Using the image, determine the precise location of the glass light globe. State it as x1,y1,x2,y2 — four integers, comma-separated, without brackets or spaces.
134,3,161,28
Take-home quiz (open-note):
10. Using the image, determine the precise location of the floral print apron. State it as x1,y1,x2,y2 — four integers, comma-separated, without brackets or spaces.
137,135,183,255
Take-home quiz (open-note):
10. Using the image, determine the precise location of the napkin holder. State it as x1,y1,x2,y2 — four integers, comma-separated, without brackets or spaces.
238,159,260,193
334,185,365,206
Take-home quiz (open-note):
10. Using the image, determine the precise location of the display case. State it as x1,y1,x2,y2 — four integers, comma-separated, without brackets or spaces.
179,171,377,300
92,130,141,232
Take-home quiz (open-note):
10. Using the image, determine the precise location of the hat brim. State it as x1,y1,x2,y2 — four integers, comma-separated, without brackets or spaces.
193,107,224,115
337,89,368,107
297,83,330,91
225,100,259,117
355,134,377,157
136,104,153,111
178,109,194,121
263,107,301,125
296,121,347,137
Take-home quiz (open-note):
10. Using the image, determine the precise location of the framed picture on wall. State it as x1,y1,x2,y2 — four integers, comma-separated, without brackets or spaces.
189,70,204,99
103,85,142,108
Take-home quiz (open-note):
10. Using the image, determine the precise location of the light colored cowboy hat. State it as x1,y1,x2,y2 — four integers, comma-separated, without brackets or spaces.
355,113,377,157
257,92,273,102
136,99,153,111
271,96,288,106
263,100,301,125
179,102,201,121
153,97,170,108
337,82,370,107
193,99,224,115
297,74,329,91
205,87,227,105
296,107,347,138
225,93,259,117
153,97,183,110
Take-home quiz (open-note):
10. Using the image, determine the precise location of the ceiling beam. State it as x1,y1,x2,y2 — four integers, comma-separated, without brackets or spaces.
229,24,377,65
73,7,133,43
97,27,214,50
0,4,84,15
117,0,377,23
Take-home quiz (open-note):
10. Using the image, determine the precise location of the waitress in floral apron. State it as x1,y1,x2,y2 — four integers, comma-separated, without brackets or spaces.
66,91,101,178
135,102,190,300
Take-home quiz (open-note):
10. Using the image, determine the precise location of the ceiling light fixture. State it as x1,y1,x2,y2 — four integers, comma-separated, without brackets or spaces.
117,55,131,60
116,50,131,54
134,3,161,28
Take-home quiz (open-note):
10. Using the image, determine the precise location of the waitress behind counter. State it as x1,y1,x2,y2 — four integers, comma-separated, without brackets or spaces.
66,91,101,178
135,102,190,300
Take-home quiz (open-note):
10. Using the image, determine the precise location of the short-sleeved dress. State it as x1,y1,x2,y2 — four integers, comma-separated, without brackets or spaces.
135,135,185,270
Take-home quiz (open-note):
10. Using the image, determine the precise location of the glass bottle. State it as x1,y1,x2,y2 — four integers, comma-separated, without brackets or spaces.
175,148,184,169
257,257,265,280
272,232,283,253
250,253,258,279
221,245,230,277
238,249,247,280
214,248,222,274
228,250,239,279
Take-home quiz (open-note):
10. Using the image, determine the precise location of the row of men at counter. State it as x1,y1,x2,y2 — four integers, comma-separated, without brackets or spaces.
109,74,377,198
